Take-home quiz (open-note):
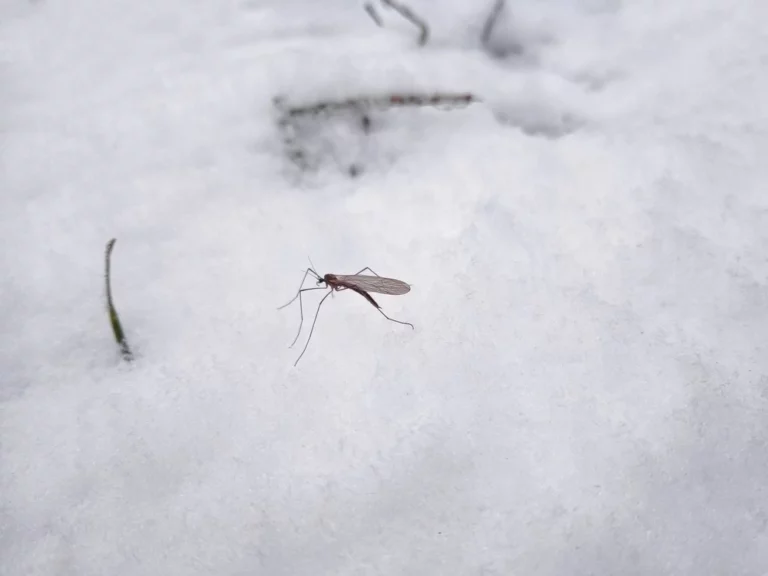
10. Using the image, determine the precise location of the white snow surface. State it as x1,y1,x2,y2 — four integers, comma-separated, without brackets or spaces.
2,0,768,574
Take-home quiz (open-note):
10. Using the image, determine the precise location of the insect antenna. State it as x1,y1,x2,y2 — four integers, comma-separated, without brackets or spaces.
308,257,320,277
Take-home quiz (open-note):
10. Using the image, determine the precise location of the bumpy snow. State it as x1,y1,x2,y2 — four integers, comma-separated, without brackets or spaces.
2,1,767,574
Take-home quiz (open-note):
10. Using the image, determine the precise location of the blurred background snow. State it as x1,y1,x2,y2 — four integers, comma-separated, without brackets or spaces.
2,0,767,574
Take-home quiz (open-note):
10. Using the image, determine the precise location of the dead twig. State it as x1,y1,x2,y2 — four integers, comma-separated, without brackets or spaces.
280,92,478,119
364,2,384,27
379,0,429,46
273,96,309,169
481,0,506,50
274,92,479,174
105,238,133,362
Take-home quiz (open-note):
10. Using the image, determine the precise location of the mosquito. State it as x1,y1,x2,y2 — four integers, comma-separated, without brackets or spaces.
278,265,414,366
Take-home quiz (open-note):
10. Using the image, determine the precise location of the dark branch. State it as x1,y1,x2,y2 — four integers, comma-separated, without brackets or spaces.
274,92,479,174
380,0,429,46
481,0,506,50
279,92,478,119
364,2,383,27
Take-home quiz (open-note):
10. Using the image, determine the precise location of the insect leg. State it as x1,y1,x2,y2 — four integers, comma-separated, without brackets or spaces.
352,266,381,276
352,267,413,290
375,307,414,329
350,287,415,330
286,286,328,348
294,290,333,366
278,268,321,310
279,269,327,348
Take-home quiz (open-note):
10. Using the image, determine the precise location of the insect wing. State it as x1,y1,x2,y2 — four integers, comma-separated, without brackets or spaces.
336,275,411,295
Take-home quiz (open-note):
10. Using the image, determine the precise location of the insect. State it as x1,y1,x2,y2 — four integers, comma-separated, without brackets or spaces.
278,265,414,366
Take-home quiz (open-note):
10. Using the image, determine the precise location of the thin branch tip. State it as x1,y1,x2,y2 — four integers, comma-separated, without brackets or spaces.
481,0,506,50
364,2,383,26
380,0,430,46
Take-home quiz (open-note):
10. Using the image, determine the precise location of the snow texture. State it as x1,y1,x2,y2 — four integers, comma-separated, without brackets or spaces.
2,0,767,574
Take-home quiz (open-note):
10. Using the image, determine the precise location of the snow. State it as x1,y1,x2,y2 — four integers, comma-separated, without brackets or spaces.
2,0,767,574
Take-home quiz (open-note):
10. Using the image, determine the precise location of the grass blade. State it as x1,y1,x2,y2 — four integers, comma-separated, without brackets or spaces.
105,238,133,361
